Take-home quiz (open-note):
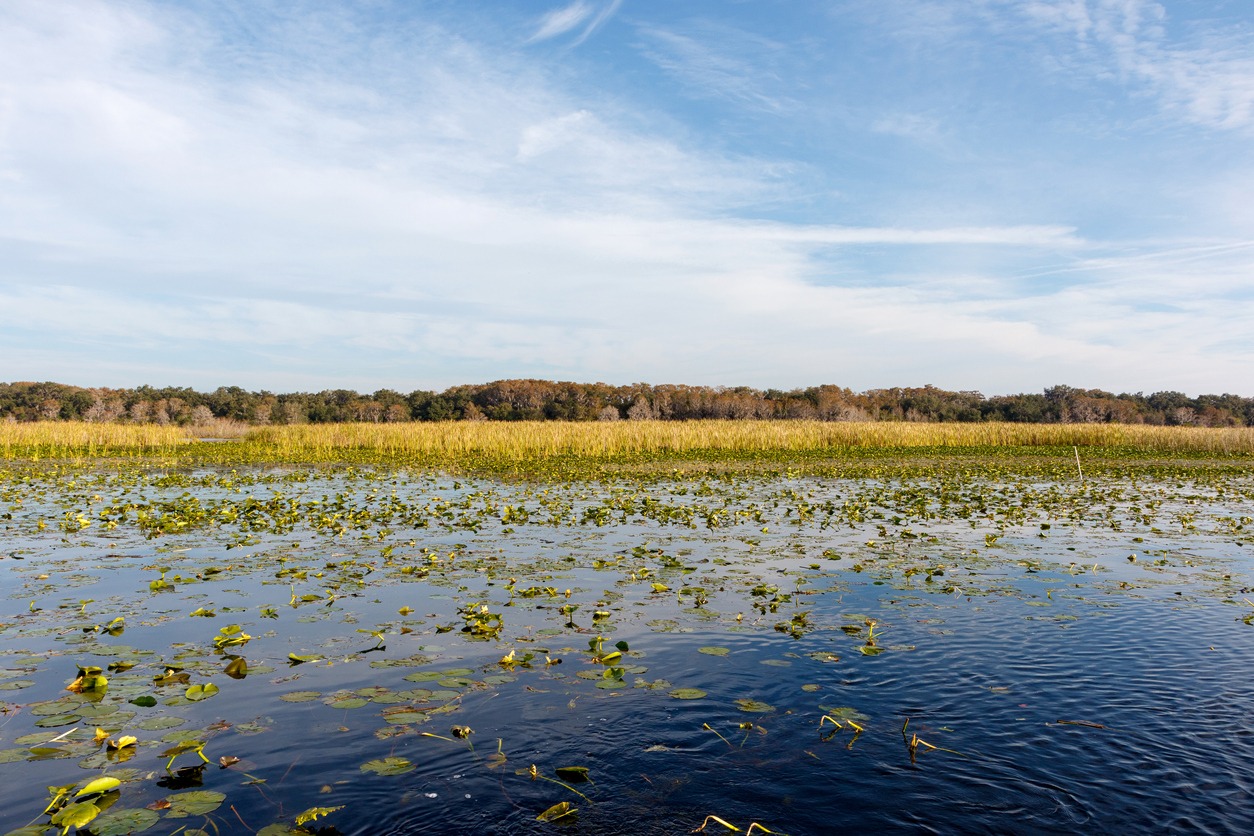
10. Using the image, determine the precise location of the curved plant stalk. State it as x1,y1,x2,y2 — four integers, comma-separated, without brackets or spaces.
520,764,593,804
702,722,733,748
901,718,963,763
694,814,774,833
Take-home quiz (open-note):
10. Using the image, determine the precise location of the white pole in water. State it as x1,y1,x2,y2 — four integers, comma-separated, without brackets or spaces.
1074,445,1084,482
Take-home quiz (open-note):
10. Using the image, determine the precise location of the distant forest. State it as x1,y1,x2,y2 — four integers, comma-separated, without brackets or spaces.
2,380,1251,427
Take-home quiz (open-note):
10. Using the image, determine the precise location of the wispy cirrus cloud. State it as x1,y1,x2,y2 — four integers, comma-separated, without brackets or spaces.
527,0,621,46
1019,0,1254,131
634,22,795,113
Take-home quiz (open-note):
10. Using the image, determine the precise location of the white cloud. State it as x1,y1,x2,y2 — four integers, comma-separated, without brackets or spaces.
0,0,1251,395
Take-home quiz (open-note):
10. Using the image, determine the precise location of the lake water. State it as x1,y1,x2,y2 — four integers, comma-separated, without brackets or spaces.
1,465,1253,834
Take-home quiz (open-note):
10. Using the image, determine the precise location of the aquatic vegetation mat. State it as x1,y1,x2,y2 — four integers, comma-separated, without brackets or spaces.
1,461,1253,833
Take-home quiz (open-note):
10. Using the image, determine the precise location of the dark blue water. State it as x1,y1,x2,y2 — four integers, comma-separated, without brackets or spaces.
1,469,1253,835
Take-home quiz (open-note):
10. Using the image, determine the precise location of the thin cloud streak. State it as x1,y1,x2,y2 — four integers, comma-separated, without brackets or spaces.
527,0,620,45
528,2,593,43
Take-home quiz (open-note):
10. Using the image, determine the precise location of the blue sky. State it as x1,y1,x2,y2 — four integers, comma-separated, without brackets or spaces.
2,0,1252,396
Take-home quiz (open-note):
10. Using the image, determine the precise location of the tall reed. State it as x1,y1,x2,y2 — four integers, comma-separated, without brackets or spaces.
0,421,190,458
5,420,1252,463
240,421,1254,460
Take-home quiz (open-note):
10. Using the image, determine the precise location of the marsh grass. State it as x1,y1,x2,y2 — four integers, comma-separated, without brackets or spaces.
242,420,1254,459
4,420,1254,467
0,421,190,458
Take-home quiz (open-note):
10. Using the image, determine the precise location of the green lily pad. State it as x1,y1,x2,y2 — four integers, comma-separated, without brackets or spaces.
327,697,369,709
381,708,428,725
554,766,590,782
14,732,62,745
164,790,227,818
353,686,392,699
185,683,219,701
86,807,161,836
819,706,870,725
279,691,322,702
76,776,122,797
437,677,476,688
697,646,730,656
668,688,707,700
734,699,775,713
29,699,83,716
136,715,185,731
51,801,102,830
76,706,119,721
536,801,577,822
361,756,415,775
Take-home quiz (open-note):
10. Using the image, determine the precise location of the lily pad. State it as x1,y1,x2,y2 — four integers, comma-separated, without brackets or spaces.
668,688,707,700
819,706,870,725
536,801,577,823
86,807,161,835
164,790,227,818
279,690,322,702
51,801,102,830
734,699,775,713
697,646,730,656
361,756,415,775
555,766,590,782
381,708,429,725
185,683,219,701
327,697,369,709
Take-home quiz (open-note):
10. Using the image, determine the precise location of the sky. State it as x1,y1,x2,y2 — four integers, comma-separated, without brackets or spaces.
2,0,1253,397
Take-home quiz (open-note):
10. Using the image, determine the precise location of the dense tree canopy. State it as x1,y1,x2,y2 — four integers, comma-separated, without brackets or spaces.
1,380,1250,427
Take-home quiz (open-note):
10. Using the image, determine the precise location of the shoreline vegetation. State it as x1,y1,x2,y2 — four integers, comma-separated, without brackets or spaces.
3,380,1252,428
3,420,1254,473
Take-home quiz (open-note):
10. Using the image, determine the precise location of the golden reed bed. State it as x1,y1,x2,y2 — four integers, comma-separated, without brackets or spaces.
4,420,1254,460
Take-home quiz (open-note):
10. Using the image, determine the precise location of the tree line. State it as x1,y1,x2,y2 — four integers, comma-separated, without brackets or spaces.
1,380,1250,427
